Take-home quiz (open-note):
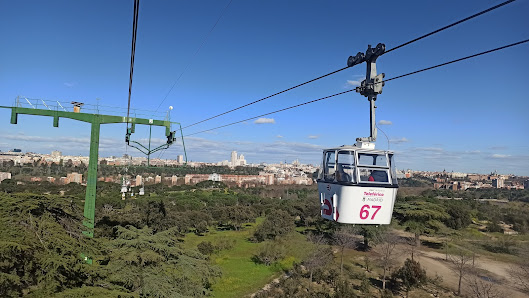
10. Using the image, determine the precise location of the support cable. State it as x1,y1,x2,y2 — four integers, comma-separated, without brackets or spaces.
184,89,355,137
185,38,528,137
383,38,529,83
126,0,140,129
181,0,516,129
182,66,350,129
384,0,517,54
154,0,234,113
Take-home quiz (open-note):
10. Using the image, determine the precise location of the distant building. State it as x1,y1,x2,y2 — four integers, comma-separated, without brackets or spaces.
155,175,162,184
136,175,143,186
9,149,22,153
238,154,246,166
51,150,62,157
209,173,222,181
177,155,184,164
0,172,12,183
47,177,56,183
231,151,237,166
67,172,83,184
492,178,504,189
524,180,529,190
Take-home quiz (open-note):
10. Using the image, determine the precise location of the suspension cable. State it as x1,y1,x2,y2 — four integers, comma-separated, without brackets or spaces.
384,38,529,83
126,0,140,129
184,89,355,137
181,1,517,130
384,0,517,54
182,66,350,129
185,38,528,137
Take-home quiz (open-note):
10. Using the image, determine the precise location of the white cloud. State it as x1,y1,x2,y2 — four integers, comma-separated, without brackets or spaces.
308,135,319,139
378,120,392,125
389,137,409,144
63,82,77,88
346,80,361,87
491,154,511,159
345,75,364,88
254,118,275,124
415,147,444,152
276,135,284,138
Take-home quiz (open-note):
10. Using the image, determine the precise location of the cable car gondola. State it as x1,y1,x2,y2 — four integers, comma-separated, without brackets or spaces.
317,141,398,224
317,43,398,225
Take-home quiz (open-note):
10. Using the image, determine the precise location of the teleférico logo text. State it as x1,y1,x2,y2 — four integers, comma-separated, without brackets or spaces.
363,191,384,196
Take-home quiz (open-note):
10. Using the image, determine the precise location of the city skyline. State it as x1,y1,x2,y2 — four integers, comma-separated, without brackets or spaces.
1,147,526,178
1,1,528,175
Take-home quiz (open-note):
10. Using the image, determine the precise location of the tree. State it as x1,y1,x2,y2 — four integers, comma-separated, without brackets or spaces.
254,210,294,242
359,225,386,250
105,225,220,297
509,246,529,294
393,258,427,298
0,193,98,297
332,225,358,275
197,241,215,255
253,240,286,266
334,278,357,298
0,179,16,193
359,272,371,296
465,273,503,298
374,231,401,290
303,246,334,282
443,202,472,230
393,199,449,247
449,247,473,296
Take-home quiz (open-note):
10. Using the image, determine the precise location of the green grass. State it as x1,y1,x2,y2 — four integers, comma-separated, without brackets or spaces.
181,218,313,298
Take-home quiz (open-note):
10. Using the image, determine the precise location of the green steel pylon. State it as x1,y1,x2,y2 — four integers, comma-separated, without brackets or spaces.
1,103,186,246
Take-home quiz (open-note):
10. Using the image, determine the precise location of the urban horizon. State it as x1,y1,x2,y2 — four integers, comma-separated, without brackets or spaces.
1,147,527,178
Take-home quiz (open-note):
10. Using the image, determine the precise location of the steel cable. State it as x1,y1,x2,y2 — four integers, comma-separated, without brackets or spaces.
185,38,529,137
126,0,140,129
384,0,517,54
182,0,517,130
182,66,350,129
184,89,355,137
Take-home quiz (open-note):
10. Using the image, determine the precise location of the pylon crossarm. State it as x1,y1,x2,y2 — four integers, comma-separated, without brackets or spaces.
7,106,172,127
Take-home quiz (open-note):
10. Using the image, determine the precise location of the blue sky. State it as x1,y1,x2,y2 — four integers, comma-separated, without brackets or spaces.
0,0,528,175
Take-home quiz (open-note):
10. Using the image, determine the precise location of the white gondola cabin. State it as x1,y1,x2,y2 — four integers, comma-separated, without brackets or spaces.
317,141,398,225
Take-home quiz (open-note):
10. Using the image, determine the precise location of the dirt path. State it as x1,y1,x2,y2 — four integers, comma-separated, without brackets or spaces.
394,244,528,297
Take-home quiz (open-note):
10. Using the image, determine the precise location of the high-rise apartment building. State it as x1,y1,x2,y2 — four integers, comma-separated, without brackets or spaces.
177,155,184,164
492,178,504,188
231,151,237,166
238,154,246,166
